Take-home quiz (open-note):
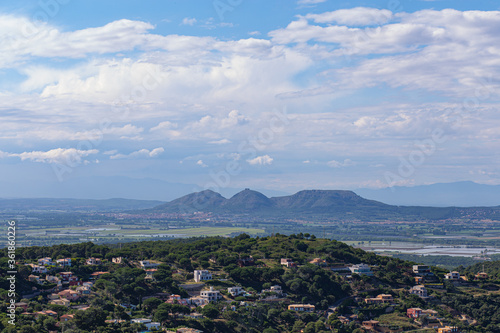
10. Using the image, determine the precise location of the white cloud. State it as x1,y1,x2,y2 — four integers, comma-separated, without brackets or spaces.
297,0,327,5
182,17,197,26
327,159,356,168
196,159,208,167
306,7,393,25
247,155,274,165
109,147,164,159
0,148,98,164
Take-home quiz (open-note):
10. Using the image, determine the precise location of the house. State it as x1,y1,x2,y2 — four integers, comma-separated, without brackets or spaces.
413,265,431,275
58,289,80,301
262,285,283,295
48,293,60,300
139,260,160,269
76,285,91,295
184,312,203,319
60,314,74,322
15,302,29,311
476,272,489,280
438,327,460,333
228,286,245,297
194,270,212,282
200,286,222,302
349,263,374,276
46,275,61,285
270,285,282,293
69,280,83,286
364,294,394,304
309,258,327,266
189,296,209,307
131,318,161,330
38,257,53,266
28,264,48,274
56,258,72,267
145,269,157,280
86,257,102,265
362,320,379,330
165,295,190,306
59,272,74,281
445,271,461,280
35,310,57,318
407,308,423,318
288,304,315,312
28,275,41,283
280,258,297,267
410,285,428,298
50,298,71,306
237,257,255,267
112,257,123,264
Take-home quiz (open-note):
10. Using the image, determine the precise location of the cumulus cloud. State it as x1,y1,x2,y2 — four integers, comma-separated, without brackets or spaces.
0,148,98,164
109,147,165,159
181,17,197,26
247,155,274,165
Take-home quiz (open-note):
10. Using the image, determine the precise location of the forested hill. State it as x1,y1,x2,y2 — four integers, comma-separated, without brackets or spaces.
460,260,500,281
143,188,500,221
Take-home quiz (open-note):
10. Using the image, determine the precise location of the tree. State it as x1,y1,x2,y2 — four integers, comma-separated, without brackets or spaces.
201,303,220,319
74,307,106,331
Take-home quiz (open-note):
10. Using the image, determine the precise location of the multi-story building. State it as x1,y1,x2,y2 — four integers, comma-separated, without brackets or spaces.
364,294,394,304
228,286,245,297
56,258,72,267
413,265,431,275
407,308,423,318
194,270,212,282
200,287,222,302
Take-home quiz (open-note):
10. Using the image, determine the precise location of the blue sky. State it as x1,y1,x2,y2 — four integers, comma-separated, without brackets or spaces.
1,0,500,199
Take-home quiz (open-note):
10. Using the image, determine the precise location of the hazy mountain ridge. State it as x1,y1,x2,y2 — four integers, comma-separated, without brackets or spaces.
145,188,500,221
0,198,164,212
355,181,500,207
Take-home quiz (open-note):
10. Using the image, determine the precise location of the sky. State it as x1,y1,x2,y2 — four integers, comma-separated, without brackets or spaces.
1,0,500,199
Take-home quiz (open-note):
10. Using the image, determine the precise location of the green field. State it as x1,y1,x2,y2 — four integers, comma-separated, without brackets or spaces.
19,225,266,247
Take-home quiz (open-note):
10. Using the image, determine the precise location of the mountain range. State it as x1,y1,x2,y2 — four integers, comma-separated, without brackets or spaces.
145,188,500,221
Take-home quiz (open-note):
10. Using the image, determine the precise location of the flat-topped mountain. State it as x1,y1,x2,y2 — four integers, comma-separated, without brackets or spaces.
145,188,500,221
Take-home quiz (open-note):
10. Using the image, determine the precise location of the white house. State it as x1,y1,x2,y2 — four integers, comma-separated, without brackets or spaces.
131,318,161,330
56,258,72,267
410,285,428,298
189,296,209,307
38,257,53,266
228,286,245,297
200,287,222,302
194,270,212,282
139,260,160,269
29,264,48,274
349,263,374,276
445,271,460,280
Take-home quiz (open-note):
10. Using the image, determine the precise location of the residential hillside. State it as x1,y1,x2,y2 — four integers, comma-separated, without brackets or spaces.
2,235,500,332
